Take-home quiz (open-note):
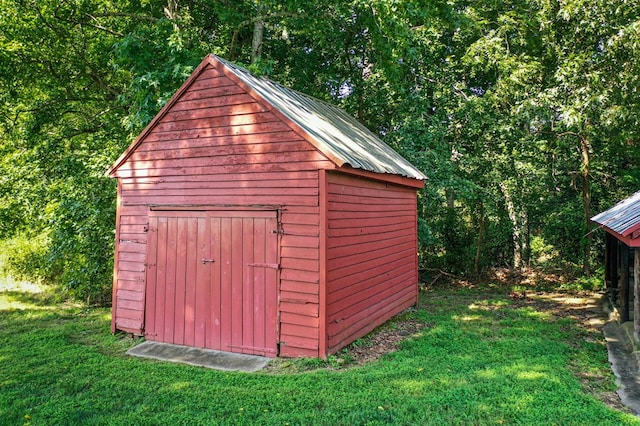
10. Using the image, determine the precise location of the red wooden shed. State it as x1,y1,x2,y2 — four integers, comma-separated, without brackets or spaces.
108,54,426,358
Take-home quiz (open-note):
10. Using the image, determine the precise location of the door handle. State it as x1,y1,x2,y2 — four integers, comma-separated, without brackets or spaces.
201,258,215,264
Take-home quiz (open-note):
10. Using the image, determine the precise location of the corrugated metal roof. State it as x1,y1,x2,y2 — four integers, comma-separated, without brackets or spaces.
215,56,427,181
591,190,640,236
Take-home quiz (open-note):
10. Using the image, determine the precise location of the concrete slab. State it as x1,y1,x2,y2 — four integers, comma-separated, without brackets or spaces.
603,321,640,416
127,341,271,372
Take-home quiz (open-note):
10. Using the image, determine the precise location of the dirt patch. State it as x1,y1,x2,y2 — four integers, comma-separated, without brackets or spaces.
344,317,428,365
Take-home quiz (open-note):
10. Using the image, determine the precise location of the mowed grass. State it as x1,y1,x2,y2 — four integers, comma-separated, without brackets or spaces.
1,278,638,426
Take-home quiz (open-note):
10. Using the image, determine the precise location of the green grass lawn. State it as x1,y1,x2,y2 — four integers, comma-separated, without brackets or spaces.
1,277,638,426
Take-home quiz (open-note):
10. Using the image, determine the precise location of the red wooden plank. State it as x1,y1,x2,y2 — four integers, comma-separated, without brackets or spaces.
281,323,318,338
264,217,279,354
252,217,267,355
192,65,223,81
280,212,320,226
116,318,145,333
327,202,416,216
280,280,318,295
120,150,331,172
220,217,233,351
280,311,320,328
327,193,415,206
117,280,144,292
328,181,414,199
208,216,222,350
280,269,319,284
119,251,146,263
153,111,277,133
328,281,416,329
280,292,320,304
328,269,415,315
115,270,145,282
118,224,147,234
280,301,319,317
328,235,415,258
279,334,319,351
138,132,306,154
231,217,244,352
142,121,292,143
121,186,319,199
280,257,319,273
117,239,147,253
242,217,255,354
118,298,143,310
279,346,318,358
328,251,415,285
281,247,319,261
328,215,415,230
118,234,147,245
172,218,188,345
123,194,319,208
122,178,318,193
327,221,413,238
280,234,319,249
169,93,256,113
280,223,319,237
153,217,168,342
119,215,149,225
328,245,416,274
114,160,333,179
184,217,198,347
194,217,209,348
328,288,416,350
118,260,146,273
130,140,314,163
179,80,245,102
327,228,414,250
328,257,415,299
115,307,145,320
163,217,178,343
327,206,413,218
116,289,145,302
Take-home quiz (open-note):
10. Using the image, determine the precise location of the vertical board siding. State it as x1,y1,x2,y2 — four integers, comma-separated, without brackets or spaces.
113,63,332,357
325,172,418,354
145,211,279,356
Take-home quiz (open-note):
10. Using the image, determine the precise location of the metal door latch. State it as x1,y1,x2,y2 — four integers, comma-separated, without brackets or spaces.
201,258,215,264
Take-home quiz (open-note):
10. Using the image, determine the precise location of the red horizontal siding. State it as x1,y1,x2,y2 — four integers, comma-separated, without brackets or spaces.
113,62,330,357
325,171,418,355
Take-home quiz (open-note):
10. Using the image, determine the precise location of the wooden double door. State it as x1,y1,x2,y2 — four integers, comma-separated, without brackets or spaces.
144,210,279,357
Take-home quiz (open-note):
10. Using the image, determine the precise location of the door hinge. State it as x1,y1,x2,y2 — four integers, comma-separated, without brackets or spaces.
248,263,280,270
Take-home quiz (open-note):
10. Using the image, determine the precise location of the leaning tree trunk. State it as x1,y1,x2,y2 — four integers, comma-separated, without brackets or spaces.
500,183,522,270
251,3,265,64
580,134,592,276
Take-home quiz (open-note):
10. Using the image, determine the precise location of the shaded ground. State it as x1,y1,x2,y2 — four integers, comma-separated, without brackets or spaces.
270,268,632,414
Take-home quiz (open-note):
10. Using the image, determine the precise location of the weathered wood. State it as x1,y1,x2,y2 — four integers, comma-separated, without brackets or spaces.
621,243,630,323
635,249,640,342
324,171,418,354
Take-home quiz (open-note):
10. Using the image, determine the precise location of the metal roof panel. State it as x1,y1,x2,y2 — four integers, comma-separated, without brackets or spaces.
215,56,427,181
591,190,640,236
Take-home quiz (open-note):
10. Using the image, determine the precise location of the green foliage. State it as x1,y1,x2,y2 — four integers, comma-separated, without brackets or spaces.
1,281,636,424
2,0,640,300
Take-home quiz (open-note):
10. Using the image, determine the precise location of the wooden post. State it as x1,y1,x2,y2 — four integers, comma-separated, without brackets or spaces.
620,243,630,323
635,249,640,342
605,234,612,288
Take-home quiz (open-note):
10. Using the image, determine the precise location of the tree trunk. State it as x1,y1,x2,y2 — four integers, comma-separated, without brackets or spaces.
164,0,179,28
521,209,530,267
580,134,592,276
251,3,265,64
500,183,522,270
474,203,485,276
